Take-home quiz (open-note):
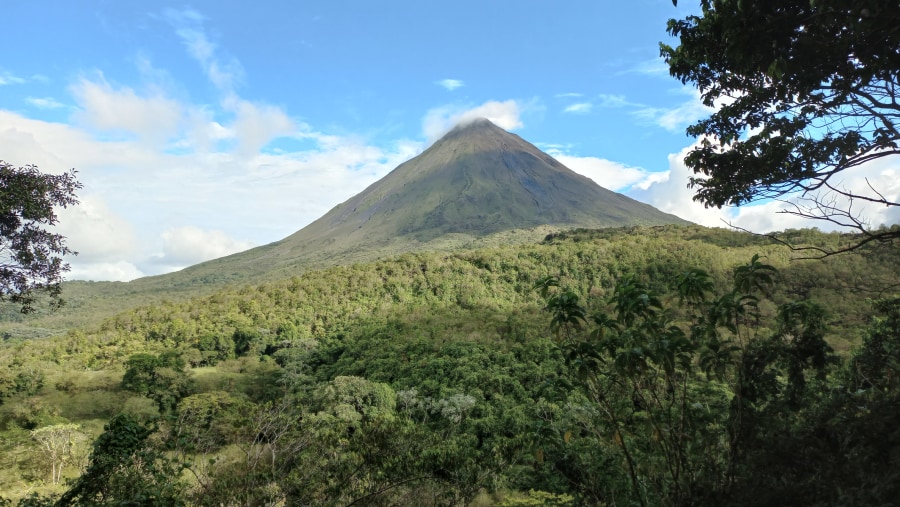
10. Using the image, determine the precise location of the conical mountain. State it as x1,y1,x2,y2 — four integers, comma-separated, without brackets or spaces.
157,118,688,280
274,118,685,252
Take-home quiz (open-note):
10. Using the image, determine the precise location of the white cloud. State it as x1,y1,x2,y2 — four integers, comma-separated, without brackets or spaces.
224,96,295,154
67,261,145,283
558,94,631,113
183,109,232,152
563,102,593,114
596,94,631,108
631,171,670,191
620,57,669,77
629,141,900,233
555,92,583,98
158,226,255,268
628,145,730,227
553,153,654,191
436,79,464,91
71,77,183,143
55,195,144,282
627,143,730,226
0,108,421,281
633,88,714,132
157,7,295,154
164,7,244,92
26,97,66,109
726,160,900,233
422,99,523,141
0,8,439,282
56,195,139,263
0,71,26,86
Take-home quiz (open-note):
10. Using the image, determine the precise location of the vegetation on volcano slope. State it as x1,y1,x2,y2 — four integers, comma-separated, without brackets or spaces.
0,225,898,505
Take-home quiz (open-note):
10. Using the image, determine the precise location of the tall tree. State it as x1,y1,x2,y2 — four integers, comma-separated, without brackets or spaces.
0,162,81,312
662,1,900,254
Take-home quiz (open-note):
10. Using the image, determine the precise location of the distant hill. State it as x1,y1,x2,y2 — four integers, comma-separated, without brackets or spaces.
1,119,687,332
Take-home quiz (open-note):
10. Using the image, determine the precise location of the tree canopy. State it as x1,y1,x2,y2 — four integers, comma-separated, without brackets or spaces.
0,162,81,312
662,1,900,253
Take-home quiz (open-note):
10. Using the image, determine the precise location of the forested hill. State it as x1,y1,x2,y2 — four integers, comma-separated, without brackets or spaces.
5,225,897,365
1,225,898,505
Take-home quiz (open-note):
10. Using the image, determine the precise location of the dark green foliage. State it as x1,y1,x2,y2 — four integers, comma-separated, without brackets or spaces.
0,226,898,503
662,1,900,251
121,352,193,412
537,256,900,506
194,333,234,365
56,414,187,506
722,298,900,506
850,297,900,392
0,162,81,313
0,368,44,405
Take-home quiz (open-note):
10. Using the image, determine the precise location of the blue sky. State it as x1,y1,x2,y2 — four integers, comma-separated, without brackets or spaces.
2,1,897,281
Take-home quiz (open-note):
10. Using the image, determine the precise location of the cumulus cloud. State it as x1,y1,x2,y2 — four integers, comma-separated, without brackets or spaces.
56,195,139,263
67,261,145,283
726,159,900,233
422,99,523,141
627,143,730,226
545,149,654,191
224,96,295,154
0,107,421,280
436,79,464,91
628,141,900,233
54,195,144,282
560,156,652,191
71,77,183,143
158,226,255,268
563,102,593,114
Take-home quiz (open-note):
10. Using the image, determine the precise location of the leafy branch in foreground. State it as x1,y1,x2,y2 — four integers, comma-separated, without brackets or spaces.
0,161,81,313
663,1,900,254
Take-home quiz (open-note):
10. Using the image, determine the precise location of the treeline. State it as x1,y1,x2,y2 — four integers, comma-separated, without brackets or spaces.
0,225,898,505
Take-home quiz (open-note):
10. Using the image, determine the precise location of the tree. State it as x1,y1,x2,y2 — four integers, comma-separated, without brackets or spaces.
0,161,81,312
30,423,85,485
662,1,900,255
56,414,187,506
121,352,194,412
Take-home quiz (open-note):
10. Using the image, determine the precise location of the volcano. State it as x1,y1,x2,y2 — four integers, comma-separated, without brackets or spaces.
89,118,690,293
260,118,687,265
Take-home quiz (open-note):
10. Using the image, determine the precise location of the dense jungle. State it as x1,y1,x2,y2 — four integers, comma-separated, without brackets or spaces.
1,225,899,505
